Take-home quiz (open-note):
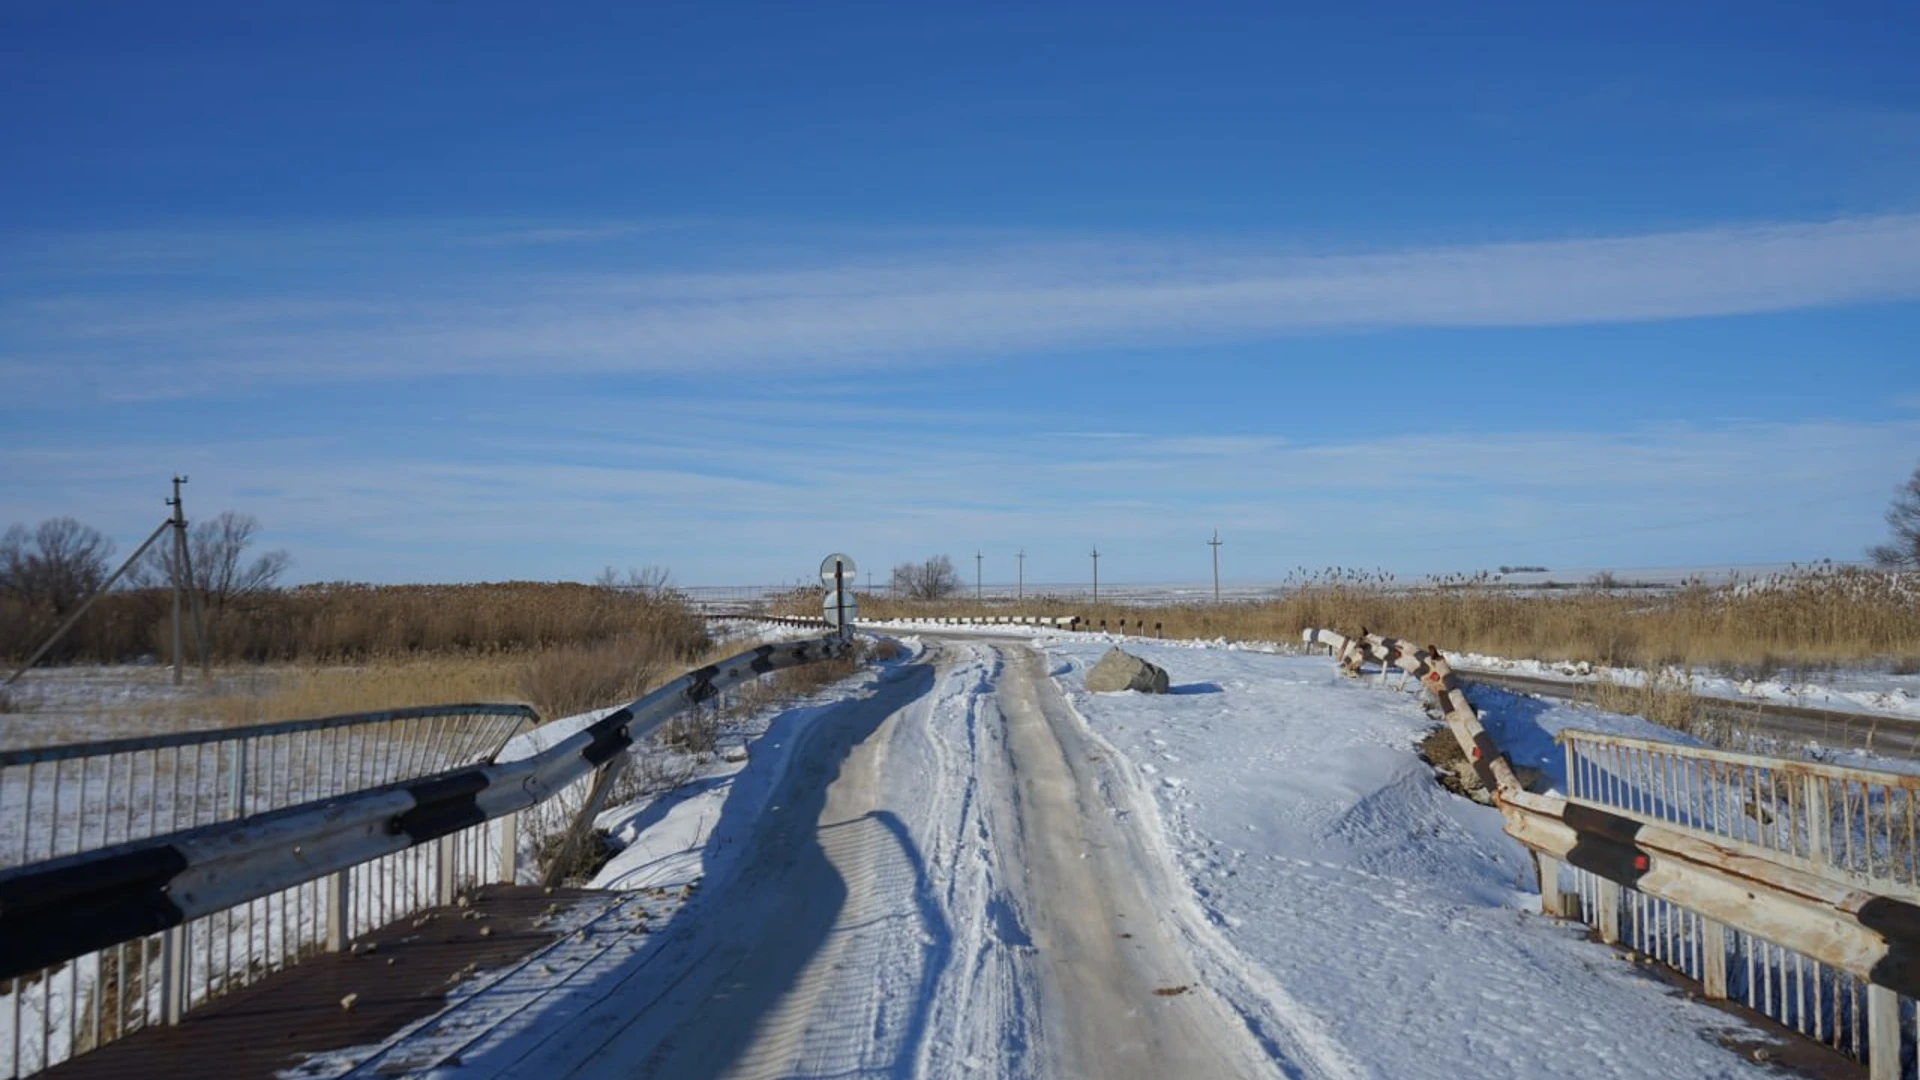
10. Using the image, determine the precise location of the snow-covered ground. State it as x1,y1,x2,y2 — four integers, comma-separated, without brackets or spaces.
286,631,1801,1079
1040,640,1778,1079
1451,649,1920,720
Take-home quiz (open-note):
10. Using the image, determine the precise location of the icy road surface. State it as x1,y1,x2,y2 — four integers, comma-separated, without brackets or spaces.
327,635,1787,1079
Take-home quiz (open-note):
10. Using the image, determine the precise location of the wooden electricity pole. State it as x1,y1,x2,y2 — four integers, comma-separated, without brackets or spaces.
1210,529,1223,604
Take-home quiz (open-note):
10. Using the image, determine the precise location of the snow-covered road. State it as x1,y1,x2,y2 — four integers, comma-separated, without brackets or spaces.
318,631,1795,1079
446,638,1286,1079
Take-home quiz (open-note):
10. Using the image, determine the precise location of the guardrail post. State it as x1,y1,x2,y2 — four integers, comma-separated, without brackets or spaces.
438,835,459,907
1869,984,1899,1080
499,813,520,884
228,738,248,818
160,926,187,1025
326,870,351,951
1699,919,1727,999
1536,855,1572,918
1802,774,1828,864
1595,879,1622,944
541,750,631,889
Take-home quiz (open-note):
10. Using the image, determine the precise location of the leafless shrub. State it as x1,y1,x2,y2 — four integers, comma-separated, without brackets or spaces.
891,555,961,600
608,747,701,804
1578,669,1710,741
1870,463,1920,570
128,511,289,612
660,709,722,757
0,517,115,615
533,824,620,886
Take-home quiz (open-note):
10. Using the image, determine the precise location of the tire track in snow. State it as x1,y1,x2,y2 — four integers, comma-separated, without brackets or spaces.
339,638,1337,1079
1035,664,1368,1080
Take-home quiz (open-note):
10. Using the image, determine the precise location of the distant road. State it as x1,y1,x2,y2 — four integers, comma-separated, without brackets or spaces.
1454,669,1920,759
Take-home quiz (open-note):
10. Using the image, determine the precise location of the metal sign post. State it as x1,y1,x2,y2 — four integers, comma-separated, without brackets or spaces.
819,553,858,640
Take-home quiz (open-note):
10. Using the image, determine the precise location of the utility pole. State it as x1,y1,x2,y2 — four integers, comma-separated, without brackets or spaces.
165,476,209,685
1091,545,1100,604
1209,529,1223,604
1016,549,1025,601
975,551,983,602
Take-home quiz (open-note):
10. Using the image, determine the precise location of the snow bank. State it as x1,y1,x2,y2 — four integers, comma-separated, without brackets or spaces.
1043,641,1784,1079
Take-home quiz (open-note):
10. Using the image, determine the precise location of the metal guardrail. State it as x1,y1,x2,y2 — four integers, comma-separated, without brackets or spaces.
0,703,537,1078
1563,729,1920,894
1558,729,1920,1065
873,614,1082,630
1306,627,1920,1080
0,704,535,872
0,636,850,1078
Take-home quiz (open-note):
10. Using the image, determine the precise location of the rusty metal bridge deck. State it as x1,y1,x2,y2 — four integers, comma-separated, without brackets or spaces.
35,885,600,1080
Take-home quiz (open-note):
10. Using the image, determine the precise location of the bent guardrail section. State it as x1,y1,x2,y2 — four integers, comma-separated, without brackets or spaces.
0,635,850,1078
1305,627,1920,1080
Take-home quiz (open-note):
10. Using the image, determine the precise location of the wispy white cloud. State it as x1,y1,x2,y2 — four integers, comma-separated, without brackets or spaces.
2,413,1909,584
4,214,1919,400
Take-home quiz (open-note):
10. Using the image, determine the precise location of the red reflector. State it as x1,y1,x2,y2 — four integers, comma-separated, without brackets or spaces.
1469,747,1481,759
1632,854,1649,871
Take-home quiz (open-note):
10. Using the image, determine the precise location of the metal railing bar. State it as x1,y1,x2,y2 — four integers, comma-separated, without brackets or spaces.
0,635,848,985
0,703,537,768
1560,728,1920,788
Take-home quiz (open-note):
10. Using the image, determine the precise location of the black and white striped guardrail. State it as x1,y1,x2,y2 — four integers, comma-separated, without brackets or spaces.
1303,628,1520,795
0,636,851,983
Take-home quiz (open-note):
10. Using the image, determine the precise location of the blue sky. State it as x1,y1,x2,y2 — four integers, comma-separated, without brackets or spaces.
3,2,1918,587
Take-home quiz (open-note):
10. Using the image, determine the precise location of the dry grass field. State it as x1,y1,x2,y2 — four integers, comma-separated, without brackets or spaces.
2,582,732,734
844,566,1920,678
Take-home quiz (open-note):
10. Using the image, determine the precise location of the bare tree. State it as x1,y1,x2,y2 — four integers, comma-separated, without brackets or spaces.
1871,465,1920,570
890,555,961,600
132,511,290,610
595,565,673,596
0,518,115,614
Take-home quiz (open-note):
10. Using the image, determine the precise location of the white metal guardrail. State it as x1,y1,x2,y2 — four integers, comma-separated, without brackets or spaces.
1563,729,1920,894
0,704,536,1076
0,704,535,872
1558,729,1920,1063
0,635,849,1078
1306,627,1920,1080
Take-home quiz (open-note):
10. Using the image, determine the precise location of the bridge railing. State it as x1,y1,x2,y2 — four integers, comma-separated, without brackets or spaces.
0,703,536,1077
0,704,535,871
1306,627,1920,1080
1563,729,1920,894
0,635,850,1078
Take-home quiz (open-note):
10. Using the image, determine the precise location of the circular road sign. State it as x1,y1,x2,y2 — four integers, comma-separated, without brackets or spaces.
821,590,860,628
819,553,858,584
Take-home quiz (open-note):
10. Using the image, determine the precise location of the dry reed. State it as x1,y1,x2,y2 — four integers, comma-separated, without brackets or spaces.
2,581,708,667
839,566,1920,677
